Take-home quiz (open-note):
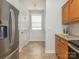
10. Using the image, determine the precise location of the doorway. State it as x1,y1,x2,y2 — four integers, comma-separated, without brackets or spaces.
29,10,45,41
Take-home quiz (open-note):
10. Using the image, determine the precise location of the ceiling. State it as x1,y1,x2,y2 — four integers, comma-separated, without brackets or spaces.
20,0,46,10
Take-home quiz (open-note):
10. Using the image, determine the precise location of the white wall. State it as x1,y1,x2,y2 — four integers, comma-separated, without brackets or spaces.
18,9,30,52
68,23,79,36
19,30,30,52
6,0,20,10
30,30,45,41
45,0,65,53
18,1,30,52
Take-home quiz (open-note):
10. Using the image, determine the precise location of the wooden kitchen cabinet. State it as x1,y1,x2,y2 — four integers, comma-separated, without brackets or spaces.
55,35,68,59
62,1,70,24
69,0,79,23
56,36,61,58
62,0,79,24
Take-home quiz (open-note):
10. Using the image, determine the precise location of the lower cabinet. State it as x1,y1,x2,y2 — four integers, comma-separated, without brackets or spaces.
55,35,79,59
55,35,68,59
56,35,79,59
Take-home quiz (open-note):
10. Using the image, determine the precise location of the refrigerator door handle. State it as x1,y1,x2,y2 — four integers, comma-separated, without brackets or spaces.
10,9,15,46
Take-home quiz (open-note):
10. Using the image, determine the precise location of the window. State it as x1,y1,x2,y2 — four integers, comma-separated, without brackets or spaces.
31,14,42,30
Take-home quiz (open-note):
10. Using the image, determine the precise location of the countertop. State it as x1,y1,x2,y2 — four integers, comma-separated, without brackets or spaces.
56,34,79,41
56,34,79,54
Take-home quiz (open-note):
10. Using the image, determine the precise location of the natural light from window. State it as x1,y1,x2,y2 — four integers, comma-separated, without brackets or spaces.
32,14,42,30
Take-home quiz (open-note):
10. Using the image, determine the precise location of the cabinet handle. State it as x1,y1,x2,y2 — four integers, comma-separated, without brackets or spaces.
71,0,74,4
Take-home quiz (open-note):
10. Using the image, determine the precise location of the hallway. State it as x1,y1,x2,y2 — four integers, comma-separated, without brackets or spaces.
19,42,58,59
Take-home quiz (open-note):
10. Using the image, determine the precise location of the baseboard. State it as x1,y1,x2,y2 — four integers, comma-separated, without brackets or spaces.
29,40,45,41
19,41,29,53
19,48,22,53
45,49,55,53
29,41,45,42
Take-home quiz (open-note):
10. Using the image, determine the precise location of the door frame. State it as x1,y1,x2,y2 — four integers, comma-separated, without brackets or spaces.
29,10,45,41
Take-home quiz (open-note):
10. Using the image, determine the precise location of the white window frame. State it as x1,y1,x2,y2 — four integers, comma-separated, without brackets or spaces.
31,14,42,30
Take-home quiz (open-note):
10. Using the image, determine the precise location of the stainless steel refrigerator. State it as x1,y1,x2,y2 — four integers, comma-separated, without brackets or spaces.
0,0,19,59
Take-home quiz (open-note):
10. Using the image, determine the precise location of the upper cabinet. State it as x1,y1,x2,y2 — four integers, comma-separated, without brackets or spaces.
62,1,69,24
62,0,79,24
69,0,79,22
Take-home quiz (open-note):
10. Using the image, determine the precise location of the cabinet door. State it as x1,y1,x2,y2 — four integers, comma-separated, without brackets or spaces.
55,37,58,55
61,45,68,59
56,36,62,59
56,41,59,55
56,36,61,58
62,1,69,24
56,36,60,57
56,36,68,59
69,0,79,22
